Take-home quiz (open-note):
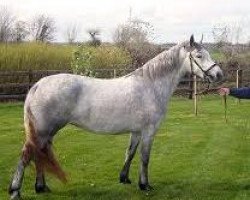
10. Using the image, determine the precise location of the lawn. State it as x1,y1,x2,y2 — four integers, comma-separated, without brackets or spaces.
0,96,250,200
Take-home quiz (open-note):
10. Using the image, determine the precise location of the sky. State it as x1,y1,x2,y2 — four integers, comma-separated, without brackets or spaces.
1,0,250,43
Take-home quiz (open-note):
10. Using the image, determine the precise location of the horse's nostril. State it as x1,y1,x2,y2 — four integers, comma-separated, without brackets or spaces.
217,73,221,79
216,72,223,81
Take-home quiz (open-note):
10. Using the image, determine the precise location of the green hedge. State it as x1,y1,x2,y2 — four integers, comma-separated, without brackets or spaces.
0,42,74,70
0,43,132,74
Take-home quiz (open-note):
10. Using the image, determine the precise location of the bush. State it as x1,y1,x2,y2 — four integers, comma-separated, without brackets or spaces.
71,45,132,76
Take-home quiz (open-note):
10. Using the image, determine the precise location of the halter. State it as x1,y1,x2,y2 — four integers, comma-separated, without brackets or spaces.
189,52,217,82
189,51,217,95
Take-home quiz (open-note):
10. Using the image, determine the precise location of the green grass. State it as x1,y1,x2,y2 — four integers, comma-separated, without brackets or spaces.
211,51,227,63
0,96,250,200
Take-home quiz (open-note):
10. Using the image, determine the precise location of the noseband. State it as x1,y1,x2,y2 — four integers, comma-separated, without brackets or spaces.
189,52,217,82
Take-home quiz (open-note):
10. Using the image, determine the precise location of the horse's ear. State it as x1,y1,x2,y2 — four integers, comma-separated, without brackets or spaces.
190,34,195,47
200,34,203,44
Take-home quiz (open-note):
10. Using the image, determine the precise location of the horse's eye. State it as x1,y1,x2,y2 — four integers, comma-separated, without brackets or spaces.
196,54,202,59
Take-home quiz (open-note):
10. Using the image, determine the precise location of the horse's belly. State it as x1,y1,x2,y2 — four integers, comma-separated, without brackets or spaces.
73,112,142,133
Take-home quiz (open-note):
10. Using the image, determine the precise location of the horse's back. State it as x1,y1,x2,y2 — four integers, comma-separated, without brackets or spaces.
25,73,83,106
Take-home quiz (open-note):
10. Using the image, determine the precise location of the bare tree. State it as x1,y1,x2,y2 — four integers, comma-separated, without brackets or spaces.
212,25,230,48
65,24,78,44
30,14,56,42
87,29,101,46
0,6,15,42
12,20,29,42
212,21,246,58
113,18,160,67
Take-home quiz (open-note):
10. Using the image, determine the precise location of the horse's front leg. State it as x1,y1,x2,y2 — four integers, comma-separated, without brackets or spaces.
139,126,156,191
120,131,141,184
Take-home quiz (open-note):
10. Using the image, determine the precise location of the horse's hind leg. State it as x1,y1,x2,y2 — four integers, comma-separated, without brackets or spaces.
9,143,32,200
120,132,141,184
34,142,51,193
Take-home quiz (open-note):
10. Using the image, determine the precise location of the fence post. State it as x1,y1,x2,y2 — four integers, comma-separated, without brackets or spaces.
114,69,117,78
28,69,33,90
236,69,243,87
189,75,194,99
236,69,239,88
236,69,243,104
239,69,243,87
193,75,198,116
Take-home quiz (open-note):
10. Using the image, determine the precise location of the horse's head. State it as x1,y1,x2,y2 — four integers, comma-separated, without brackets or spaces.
181,35,223,83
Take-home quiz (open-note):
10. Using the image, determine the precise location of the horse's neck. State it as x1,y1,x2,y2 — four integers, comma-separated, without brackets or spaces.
141,44,185,104
141,44,184,77
147,45,184,87
152,69,182,107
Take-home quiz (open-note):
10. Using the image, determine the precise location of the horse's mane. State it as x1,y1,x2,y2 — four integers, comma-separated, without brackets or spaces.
126,42,187,80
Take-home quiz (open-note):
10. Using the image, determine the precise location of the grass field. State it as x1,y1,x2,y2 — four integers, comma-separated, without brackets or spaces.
0,96,250,200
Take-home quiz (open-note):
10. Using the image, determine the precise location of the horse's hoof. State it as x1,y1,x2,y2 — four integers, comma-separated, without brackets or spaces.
119,173,132,184
10,191,20,200
120,177,132,184
139,183,154,191
35,184,51,193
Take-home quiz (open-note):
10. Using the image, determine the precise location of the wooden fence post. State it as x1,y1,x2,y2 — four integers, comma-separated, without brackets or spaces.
239,69,243,87
236,69,243,87
193,75,198,116
236,69,243,104
114,69,117,78
236,69,239,88
28,69,33,90
189,75,194,99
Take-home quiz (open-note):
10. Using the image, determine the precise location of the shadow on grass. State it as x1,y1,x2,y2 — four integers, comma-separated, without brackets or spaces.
50,183,144,200
22,179,250,200
155,179,250,199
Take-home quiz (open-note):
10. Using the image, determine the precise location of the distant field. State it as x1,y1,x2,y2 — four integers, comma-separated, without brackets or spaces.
211,51,227,62
0,97,250,200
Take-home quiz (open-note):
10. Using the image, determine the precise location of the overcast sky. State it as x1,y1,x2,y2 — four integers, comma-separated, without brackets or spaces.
2,0,250,43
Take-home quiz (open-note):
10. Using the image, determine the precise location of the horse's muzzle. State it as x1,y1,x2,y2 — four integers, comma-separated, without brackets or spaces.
216,71,224,82
206,65,225,83
206,68,224,83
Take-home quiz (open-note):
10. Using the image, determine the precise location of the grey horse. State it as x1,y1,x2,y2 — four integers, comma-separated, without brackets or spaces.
9,35,223,200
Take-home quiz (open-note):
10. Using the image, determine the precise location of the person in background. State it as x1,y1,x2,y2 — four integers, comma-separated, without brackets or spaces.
218,87,250,99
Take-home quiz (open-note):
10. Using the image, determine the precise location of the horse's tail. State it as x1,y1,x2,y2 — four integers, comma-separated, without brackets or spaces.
24,105,67,183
